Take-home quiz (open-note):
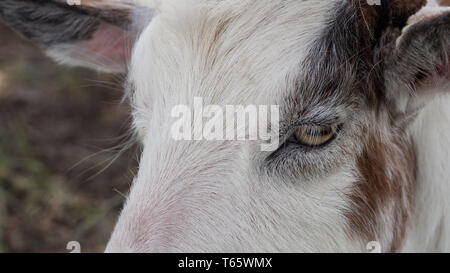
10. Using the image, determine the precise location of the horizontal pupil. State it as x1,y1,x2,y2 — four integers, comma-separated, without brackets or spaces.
304,127,332,137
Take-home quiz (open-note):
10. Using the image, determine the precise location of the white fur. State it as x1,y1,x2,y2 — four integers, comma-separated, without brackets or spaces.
106,0,369,252
404,94,450,252
103,0,450,252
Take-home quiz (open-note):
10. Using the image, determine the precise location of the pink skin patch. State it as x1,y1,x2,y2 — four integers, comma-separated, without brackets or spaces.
77,22,133,72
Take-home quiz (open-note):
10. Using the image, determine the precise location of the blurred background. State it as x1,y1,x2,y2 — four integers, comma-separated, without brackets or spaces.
0,22,138,253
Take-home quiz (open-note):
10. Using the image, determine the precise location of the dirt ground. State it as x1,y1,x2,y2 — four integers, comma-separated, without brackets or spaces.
0,22,138,253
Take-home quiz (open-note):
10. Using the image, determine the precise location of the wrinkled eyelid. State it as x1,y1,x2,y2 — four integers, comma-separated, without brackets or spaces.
304,106,345,124
280,112,343,134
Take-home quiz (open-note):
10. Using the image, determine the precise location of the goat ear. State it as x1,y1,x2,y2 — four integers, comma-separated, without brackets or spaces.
0,0,153,73
385,5,450,113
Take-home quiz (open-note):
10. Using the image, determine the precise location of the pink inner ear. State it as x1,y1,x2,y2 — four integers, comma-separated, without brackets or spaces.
77,22,134,72
412,52,450,86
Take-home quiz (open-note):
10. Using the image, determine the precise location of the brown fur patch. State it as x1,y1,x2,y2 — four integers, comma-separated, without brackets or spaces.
351,0,425,39
346,133,416,252
351,0,380,29
352,0,426,21
441,0,450,6
390,0,426,19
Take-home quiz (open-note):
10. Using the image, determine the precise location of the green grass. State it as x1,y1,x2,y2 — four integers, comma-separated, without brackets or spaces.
0,30,129,252
0,125,120,252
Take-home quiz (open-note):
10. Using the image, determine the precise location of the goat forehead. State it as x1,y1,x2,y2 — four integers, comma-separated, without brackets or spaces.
130,0,335,108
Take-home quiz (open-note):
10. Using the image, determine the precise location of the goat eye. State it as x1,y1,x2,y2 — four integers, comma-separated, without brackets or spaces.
294,125,338,147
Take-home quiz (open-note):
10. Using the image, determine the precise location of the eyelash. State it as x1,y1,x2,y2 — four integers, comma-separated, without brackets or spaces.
263,122,344,169
283,124,342,149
